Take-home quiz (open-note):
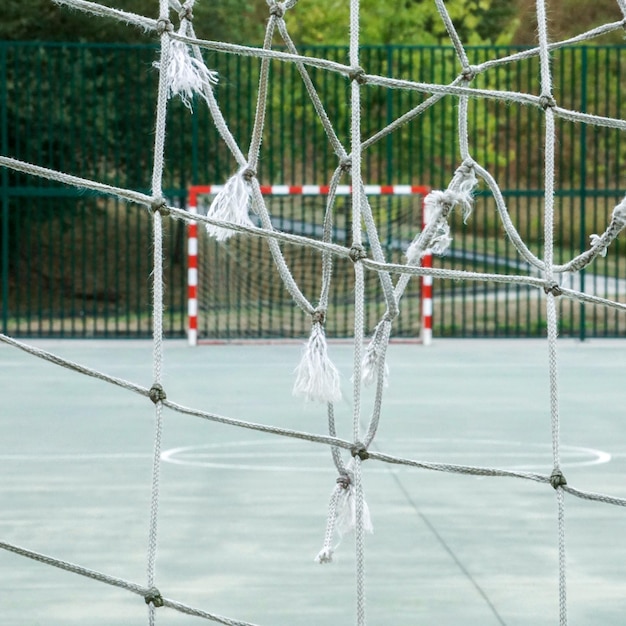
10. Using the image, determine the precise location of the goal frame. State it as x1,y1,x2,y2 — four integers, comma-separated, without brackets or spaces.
187,184,432,346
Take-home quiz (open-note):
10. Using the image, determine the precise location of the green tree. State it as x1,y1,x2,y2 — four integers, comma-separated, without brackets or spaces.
285,0,518,45
512,0,625,45
0,0,268,44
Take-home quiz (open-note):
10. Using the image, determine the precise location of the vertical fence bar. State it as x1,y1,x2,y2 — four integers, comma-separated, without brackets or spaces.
0,44,8,335
579,46,587,341
614,47,622,337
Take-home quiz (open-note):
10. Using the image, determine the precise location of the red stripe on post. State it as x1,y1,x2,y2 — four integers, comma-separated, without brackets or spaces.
420,191,433,345
187,203,199,345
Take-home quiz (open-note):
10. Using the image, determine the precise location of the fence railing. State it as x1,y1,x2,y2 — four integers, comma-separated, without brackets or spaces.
2,42,626,339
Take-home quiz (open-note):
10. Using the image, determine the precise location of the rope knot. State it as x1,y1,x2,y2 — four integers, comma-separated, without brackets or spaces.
461,66,477,82
156,18,174,35
144,587,164,608
544,282,563,297
149,383,167,404
178,4,194,21
151,197,170,216
339,158,352,172
336,474,351,489
241,167,256,182
458,159,475,177
550,468,567,490
539,94,556,110
312,309,325,324
349,244,367,262
269,3,285,18
351,442,369,461
348,67,367,85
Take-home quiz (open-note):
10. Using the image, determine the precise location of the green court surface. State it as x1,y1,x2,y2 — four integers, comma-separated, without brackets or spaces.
2,338,626,625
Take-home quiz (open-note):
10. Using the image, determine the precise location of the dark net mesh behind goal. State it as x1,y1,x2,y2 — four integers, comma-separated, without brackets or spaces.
193,189,427,340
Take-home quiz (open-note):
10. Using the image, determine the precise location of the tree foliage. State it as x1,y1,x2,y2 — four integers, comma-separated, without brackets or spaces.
512,0,625,45
0,0,268,44
285,0,518,46
0,0,520,46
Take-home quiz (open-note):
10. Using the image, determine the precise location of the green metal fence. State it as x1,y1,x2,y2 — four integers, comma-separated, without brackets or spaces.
1,42,626,339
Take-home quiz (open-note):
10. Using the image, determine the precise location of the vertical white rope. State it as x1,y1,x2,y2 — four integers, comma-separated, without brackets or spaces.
151,8,172,200
536,1,566,624
349,0,364,442
353,455,366,626
348,0,367,623
147,214,165,626
146,2,171,623
557,486,567,625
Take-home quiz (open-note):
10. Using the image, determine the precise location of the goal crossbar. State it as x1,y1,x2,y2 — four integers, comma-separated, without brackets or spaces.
187,184,432,346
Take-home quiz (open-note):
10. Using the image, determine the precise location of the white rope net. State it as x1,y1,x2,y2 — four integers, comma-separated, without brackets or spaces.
2,1,626,625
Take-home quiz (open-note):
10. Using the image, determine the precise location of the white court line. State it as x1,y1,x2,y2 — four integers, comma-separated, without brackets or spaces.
0,453,152,462
0,441,610,473
160,439,611,473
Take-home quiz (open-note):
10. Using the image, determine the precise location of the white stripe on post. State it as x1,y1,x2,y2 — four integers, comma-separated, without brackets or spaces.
421,196,433,346
187,202,198,346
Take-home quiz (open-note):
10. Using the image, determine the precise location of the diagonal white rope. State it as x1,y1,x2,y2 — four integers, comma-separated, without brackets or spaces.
0,542,260,626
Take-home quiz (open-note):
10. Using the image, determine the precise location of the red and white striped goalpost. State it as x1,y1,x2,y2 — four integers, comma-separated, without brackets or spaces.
187,184,432,346
420,197,433,346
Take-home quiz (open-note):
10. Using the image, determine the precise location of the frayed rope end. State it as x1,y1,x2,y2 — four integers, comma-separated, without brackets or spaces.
315,547,334,564
589,234,608,257
205,170,254,242
293,322,341,403
156,39,218,111
361,330,389,388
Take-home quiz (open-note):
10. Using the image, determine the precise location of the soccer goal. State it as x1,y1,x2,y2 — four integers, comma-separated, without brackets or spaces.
187,184,432,346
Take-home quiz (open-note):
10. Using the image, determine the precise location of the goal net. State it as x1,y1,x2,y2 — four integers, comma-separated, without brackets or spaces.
188,184,431,343
2,0,626,625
